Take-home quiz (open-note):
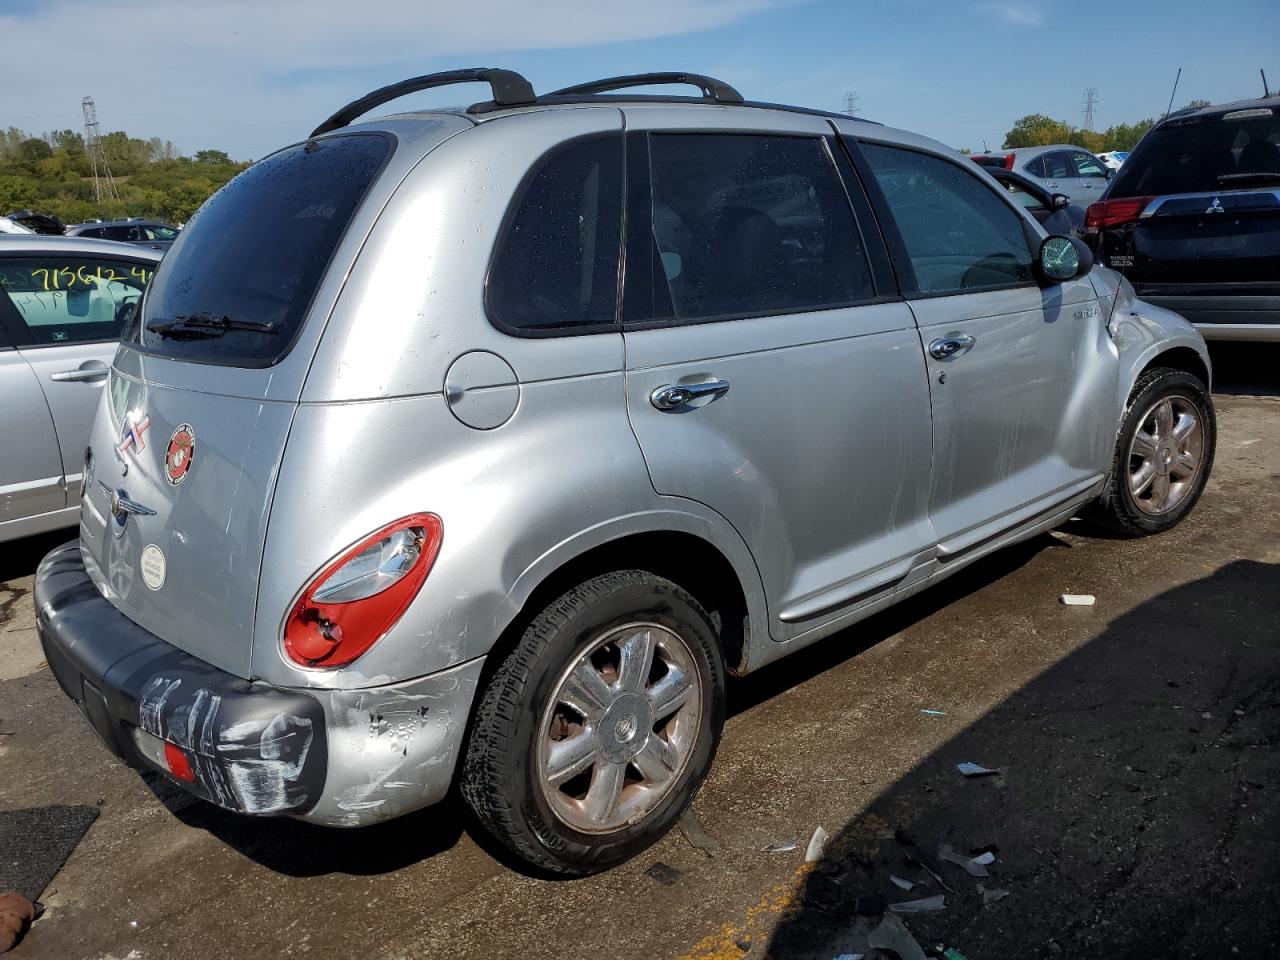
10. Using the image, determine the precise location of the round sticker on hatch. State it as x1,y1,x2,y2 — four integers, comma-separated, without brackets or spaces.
140,544,166,591
165,423,195,486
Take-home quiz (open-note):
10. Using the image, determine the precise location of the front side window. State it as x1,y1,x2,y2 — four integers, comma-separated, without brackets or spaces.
131,133,391,366
0,256,154,344
862,142,1034,295
487,135,624,333
646,134,874,323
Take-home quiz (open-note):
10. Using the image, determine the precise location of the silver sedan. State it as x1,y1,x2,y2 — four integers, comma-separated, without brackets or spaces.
0,235,160,542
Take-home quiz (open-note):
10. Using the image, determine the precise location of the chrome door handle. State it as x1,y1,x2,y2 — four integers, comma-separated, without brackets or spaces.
51,368,108,383
1046,182,1059,188
650,379,731,410
929,335,977,360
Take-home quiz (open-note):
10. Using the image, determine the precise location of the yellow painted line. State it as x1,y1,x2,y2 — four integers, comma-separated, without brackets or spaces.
675,814,895,960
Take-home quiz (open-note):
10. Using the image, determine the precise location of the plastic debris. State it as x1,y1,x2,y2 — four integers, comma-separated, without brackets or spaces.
1060,594,1096,606
920,708,947,716
942,949,970,960
805,825,829,862
762,840,798,853
956,762,1000,778
889,894,946,913
645,862,681,886
979,883,1011,906
897,832,954,892
833,954,863,960
972,850,997,866
868,913,927,960
939,843,990,877
678,808,718,858
890,874,916,891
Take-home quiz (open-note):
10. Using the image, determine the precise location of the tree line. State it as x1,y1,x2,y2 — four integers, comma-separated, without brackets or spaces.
997,100,1213,153
0,126,246,226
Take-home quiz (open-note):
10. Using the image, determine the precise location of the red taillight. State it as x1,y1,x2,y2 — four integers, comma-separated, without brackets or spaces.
164,742,196,783
284,513,443,669
1085,196,1153,230
1003,152,1015,170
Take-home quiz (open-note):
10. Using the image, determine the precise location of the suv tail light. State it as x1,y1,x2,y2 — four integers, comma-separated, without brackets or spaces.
1003,152,1015,170
1086,196,1153,230
284,513,443,668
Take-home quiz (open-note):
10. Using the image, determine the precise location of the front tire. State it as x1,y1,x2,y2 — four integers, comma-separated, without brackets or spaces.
1094,367,1215,536
460,570,725,875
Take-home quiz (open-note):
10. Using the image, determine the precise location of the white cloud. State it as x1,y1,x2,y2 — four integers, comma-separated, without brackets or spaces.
977,1,1046,26
1,0,793,155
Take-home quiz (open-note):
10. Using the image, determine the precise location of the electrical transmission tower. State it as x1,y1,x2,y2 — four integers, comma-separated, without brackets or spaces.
842,91,860,117
1081,87,1099,132
82,96,119,203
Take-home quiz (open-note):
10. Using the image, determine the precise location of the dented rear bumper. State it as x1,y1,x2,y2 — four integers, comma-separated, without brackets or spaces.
35,541,483,826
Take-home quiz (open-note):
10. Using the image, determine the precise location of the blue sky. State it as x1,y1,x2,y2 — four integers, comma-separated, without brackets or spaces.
2,0,1278,159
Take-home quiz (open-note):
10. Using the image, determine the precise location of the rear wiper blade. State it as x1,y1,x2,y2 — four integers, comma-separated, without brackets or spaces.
1215,171,1280,185
146,313,278,338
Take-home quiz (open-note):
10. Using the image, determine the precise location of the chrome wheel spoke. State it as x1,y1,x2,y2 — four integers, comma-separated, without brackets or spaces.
1131,460,1157,497
632,735,677,785
1150,473,1172,510
1171,411,1198,444
1174,449,1199,478
647,667,694,722
1131,431,1159,461
561,661,613,720
1152,400,1174,439
545,729,599,786
582,759,626,824
616,628,656,694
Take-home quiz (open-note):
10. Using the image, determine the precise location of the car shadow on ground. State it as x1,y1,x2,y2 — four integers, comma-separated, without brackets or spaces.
765,559,1280,960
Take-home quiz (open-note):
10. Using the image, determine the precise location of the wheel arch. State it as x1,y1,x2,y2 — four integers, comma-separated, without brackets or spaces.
1138,345,1211,392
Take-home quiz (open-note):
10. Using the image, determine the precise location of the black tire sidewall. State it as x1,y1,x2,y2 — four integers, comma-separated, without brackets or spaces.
1112,370,1216,534
504,576,724,874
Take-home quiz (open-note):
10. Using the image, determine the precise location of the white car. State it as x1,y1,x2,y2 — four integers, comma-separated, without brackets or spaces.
1097,150,1129,171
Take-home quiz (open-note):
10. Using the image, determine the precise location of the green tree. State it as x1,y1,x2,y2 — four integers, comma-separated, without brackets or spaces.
194,149,231,165
1003,113,1076,148
1181,99,1212,110
17,138,52,162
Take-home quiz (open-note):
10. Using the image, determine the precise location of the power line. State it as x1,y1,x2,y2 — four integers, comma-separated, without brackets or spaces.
1081,87,1099,132
842,91,859,118
82,96,119,203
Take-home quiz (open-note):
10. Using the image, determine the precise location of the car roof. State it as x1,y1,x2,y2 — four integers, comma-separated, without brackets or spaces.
67,218,170,230
1157,96,1280,127
974,144,1092,158
0,234,164,261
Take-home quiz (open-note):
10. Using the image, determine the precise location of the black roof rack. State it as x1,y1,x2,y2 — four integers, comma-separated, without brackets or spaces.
311,67,536,137
546,72,744,104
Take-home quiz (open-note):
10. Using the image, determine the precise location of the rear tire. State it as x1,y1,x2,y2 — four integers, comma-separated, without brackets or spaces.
1092,367,1215,536
461,570,725,875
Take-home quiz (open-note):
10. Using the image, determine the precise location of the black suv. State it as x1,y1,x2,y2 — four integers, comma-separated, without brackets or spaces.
1087,98,1280,342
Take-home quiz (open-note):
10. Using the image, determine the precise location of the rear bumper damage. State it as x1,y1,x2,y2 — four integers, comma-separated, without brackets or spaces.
35,541,482,827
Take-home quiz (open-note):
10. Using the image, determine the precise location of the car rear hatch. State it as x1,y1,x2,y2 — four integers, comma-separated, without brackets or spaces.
77,124,461,679
1095,105,1280,296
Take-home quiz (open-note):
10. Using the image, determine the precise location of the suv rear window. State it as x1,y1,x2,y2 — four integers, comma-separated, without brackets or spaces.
128,133,391,366
1109,107,1280,197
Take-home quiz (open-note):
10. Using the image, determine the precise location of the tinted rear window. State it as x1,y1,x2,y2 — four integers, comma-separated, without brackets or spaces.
1109,108,1280,197
128,134,391,366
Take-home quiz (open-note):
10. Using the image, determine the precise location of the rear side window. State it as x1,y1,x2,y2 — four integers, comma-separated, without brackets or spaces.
487,135,624,334
646,134,874,323
129,133,391,366
0,256,153,345
1109,108,1280,197
1024,156,1047,178
862,142,1034,295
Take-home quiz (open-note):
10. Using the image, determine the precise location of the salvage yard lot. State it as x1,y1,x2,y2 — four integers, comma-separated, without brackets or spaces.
2,346,1277,960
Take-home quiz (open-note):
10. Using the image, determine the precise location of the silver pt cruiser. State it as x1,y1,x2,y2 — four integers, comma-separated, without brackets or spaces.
36,69,1216,875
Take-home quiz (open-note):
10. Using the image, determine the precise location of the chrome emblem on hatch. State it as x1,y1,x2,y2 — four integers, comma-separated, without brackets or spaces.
1205,197,1225,214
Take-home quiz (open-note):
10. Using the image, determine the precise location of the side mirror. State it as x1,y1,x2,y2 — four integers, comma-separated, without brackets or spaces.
1037,235,1094,284
1050,193,1071,210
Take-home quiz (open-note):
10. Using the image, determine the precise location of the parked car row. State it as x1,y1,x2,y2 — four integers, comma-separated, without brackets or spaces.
3,211,180,251
29,68,1217,877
